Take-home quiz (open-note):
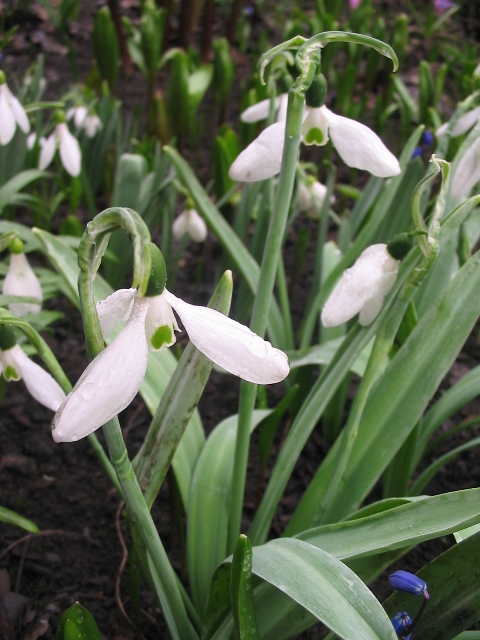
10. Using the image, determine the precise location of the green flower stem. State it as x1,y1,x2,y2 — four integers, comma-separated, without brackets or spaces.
228,59,316,553
77,216,197,639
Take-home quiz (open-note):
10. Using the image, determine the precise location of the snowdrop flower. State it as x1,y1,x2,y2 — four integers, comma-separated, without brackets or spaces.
172,208,208,243
321,243,400,327
450,136,480,199
67,106,103,138
0,326,65,412
2,240,43,316
52,262,289,442
229,103,400,182
26,133,47,150
39,112,81,177
241,93,289,124
297,180,334,216
436,106,480,137
0,71,30,145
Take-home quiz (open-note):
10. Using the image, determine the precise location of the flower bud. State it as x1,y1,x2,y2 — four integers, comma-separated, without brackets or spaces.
391,611,412,637
388,570,429,599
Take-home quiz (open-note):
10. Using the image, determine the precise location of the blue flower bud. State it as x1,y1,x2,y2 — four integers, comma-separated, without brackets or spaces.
388,570,429,599
422,130,433,146
391,611,412,636
411,146,423,160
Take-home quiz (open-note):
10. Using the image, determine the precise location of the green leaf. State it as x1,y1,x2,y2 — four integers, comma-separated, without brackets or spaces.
289,250,480,531
55,602,102,640
0,506,39,533
187,410,270,613
383,531,480,640
230,535,260,640
251,539,396,640
188,64,213,116
0,170,48,212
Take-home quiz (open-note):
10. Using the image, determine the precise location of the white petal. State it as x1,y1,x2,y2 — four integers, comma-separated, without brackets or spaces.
0,86,16,145
165,290,290,384
3,253,43,316
173,209,207,242
276,93,289,123
240,95,284,123
451,137,480,200
323,108,401,177
39,133,56,170
96,288,136,338
302,106,329,146
144,292,179,351
84,114,102,137
228,121,286,182
7,345,66,411
73,106,88,129
437,106,480,138
58,123,81,176
1,347,21,380
6,87,30,134
52,298,149,442
321,244,399,327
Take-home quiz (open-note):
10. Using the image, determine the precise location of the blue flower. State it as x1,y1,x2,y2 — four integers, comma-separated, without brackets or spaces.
422,130,433,146
388,570,429,599
391,611,412,636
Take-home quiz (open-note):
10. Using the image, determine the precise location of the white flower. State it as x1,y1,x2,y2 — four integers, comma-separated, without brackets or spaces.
26,133,47,150
229,103,400,182
67,106,103,138
39,122,82,177
1,345,65,411
297,180,333,216
436,106,480,138
241,93,289,124
172,209,208,243
3,252,43,316
450,137,480,200
0,80,30,146
321,244,400,327
52,288,289,442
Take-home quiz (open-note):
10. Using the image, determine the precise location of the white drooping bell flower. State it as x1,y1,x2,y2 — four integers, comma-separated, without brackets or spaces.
39,112,81,177
52,283,290,443
229,102,400,182
450,137,480,200
0,71,30,146
436,106,480,138
172,208,208,243
67,106,103,138
240,93,289,124
297,179,334,216
0,324,65,412
321,244,400,327
2,240,43,316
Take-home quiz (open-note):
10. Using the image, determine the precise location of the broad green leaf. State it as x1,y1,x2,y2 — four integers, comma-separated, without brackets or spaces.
251,538,396,640
289,250,480,532
55,602,102,640
230,535,259,640
0,170,48,212
0,505,39,533
383,531,480,640
187,410,270,613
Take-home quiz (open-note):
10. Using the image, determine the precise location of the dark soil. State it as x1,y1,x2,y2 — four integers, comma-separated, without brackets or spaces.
2,2,480,640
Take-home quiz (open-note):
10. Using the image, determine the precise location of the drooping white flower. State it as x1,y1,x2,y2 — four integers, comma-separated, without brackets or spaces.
241,93,289,124
0,74,30,146
436,106,480,138
297,180,333,216
1,344,66,411
52,287,289,442
450,137,480,200
172,208,208,243
39,122,82,177
26,133,47,150
229,103,400,182
2,252,43,316
321,244,400,327
67,106,103,138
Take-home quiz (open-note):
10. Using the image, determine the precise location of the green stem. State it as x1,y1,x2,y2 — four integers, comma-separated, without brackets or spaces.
227,67,314,553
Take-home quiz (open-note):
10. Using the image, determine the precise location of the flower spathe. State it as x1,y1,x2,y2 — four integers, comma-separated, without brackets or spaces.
450,137,480,200
0,79,30,146
2,252,43,316
229,103,401,182
436,106,480,138
52,288,289,443
39,122,82,177
172,208,208,243
1,345,65,411
321,244,400,327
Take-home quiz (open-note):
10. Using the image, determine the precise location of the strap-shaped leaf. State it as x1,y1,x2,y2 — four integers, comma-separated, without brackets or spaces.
230,535,260,640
